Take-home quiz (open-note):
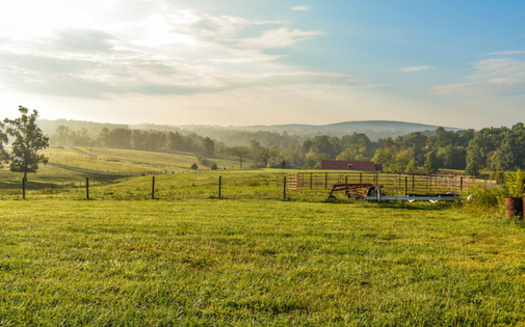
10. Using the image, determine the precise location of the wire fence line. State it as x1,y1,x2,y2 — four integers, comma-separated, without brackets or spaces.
46,162,163,176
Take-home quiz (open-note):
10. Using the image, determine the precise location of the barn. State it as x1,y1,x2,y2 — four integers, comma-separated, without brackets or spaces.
321,160,383,172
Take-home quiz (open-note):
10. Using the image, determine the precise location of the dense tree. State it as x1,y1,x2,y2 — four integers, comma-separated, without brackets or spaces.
490,138,515,171
424,150,439,173
100,128,132,149
54,125,71,146
166,132,185,152
70,128,91,146
465,143,484,176
3,106,49,179
202,137,215,157
437,145,467,170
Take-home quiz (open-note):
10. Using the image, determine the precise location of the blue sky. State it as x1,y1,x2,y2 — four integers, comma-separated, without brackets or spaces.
0,0,524,129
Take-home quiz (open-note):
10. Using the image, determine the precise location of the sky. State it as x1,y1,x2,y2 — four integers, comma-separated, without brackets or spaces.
0,0,524,129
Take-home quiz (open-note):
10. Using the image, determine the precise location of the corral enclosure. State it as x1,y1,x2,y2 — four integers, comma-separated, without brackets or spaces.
287,171,476,196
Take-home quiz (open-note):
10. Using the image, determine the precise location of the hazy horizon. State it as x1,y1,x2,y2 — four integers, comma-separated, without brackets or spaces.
1,1,524,130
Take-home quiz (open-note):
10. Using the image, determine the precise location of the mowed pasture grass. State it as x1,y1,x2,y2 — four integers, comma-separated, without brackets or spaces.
1,197,525,325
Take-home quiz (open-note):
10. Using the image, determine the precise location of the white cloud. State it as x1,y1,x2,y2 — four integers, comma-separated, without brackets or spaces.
488,50,525,56
291,6,311,11
433,58,525,97
243,27,324,49
0,0,379,128
399,66,434,72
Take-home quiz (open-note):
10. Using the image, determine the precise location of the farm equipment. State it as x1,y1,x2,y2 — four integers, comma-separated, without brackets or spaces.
328,183,461,203
328,183,377,200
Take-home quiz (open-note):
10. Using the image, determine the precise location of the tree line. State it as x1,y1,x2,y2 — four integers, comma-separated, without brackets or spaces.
47,121,525,176
3,106,523,179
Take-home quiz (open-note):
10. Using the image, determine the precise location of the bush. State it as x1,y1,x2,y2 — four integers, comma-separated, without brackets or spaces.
191,163,198,170
211,163,218,170
197,156,216,168
503,169,525,198
464,185,502,215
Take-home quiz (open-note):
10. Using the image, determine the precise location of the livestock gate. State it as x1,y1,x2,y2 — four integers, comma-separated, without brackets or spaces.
286,171,475,196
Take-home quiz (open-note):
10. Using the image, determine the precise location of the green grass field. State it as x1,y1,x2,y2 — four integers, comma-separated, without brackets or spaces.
1,197,524,326
1,149,524,325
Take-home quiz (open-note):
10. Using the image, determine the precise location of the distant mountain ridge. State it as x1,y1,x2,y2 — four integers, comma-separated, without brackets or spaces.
38,119,462,142
180,120,462,141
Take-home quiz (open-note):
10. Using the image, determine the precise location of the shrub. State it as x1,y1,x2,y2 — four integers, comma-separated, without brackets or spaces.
503,169,525,198
191,163,198,170
197,156,216,168
210,163,218,170
464,185,502,216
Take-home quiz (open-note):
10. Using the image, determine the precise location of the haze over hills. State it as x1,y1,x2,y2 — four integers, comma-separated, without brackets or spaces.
157,121,462,142
190,121,462,140
38,119,463,143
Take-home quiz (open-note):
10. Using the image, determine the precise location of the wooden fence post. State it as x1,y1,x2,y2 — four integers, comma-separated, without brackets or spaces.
22,178,26,200
219,176,222,198
152,176,155,199
283,176,287,199
86,177,90,200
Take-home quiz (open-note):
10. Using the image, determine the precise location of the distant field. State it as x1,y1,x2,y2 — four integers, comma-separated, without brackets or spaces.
1,197,523,325
43,146,231,175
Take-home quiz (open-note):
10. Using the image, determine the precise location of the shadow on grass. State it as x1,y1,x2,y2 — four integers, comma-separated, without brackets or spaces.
0,181,65,190
323,197,462,211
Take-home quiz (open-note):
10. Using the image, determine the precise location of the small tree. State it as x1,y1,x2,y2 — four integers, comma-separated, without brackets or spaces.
232,145,250,169
4,106,49,180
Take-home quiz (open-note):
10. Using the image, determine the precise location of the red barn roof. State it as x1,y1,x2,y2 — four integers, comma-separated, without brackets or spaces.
321,160,383,172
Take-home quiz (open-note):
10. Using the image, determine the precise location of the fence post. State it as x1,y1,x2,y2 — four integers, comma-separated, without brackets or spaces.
460,177,463,194
22,178,26,200
405,177,408,195
283,175,287,199
86,177,89,200
152,176,155,199
219,176,222,198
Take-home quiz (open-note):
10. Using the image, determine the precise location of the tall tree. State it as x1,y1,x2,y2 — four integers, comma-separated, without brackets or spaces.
424,150,439,173
465,143,483,177
202,137,215,157
0,121,9,166
4,106,49,179
231,145,250,169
